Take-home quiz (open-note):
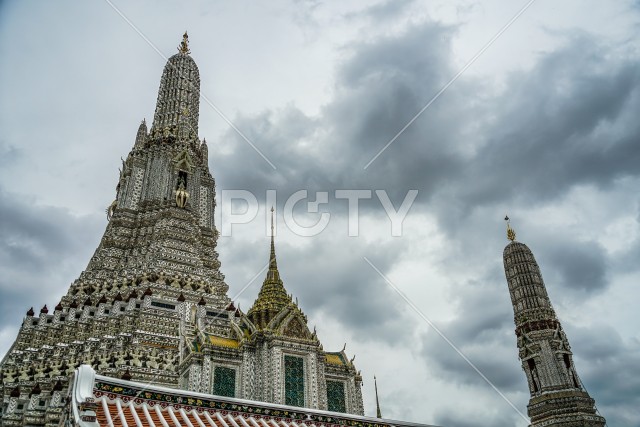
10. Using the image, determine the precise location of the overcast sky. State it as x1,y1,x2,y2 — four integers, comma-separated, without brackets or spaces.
1,1,639,426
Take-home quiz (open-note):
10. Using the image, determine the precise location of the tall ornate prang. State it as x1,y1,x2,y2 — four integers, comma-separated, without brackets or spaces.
79,31,222,287
1,33,364,427
0,34,226,427
502,219,605,427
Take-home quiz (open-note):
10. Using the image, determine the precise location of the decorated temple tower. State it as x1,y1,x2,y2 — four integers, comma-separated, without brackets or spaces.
0,33,363,427
502,219,606,427
180,208,363,413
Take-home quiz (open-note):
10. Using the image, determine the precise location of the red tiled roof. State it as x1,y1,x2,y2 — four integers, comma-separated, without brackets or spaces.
69,365,439,427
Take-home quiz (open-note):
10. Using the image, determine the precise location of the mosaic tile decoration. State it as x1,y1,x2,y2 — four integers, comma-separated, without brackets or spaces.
326,381,346,413
213,366,236,397
284,355,304,407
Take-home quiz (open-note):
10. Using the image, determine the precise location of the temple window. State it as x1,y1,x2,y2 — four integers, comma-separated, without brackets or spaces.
151,301,176,311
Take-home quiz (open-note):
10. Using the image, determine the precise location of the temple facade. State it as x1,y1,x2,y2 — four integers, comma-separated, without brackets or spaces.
502,220,606,427
0,33,362,427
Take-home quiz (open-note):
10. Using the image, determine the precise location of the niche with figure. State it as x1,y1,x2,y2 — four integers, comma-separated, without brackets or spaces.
173,149,193,208
175,170,190,208
527,358,540,393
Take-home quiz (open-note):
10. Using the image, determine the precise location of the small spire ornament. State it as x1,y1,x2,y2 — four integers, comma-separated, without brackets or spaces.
505,215,516,241
178,31,190,54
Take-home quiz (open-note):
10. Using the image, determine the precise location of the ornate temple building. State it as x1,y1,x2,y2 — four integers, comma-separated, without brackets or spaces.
0,33,363,427
0,34,607,427
502,220,606,427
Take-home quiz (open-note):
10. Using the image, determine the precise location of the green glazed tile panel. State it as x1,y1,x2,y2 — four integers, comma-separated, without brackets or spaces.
213,366,236,397
326,380,346,413
284,355,305,407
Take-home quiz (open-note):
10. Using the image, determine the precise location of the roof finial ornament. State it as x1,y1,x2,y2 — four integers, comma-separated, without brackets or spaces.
178,31,190,54
374,375,382,418
505,215,516,242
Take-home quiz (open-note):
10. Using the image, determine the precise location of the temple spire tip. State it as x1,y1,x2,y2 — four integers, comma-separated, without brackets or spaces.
505,215,516,242
374,375,382,418
270,206,275,236
178,31,190,54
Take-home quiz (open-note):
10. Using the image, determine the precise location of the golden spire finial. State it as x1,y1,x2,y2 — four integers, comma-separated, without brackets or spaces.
505,215,516,241
178,31,190,54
